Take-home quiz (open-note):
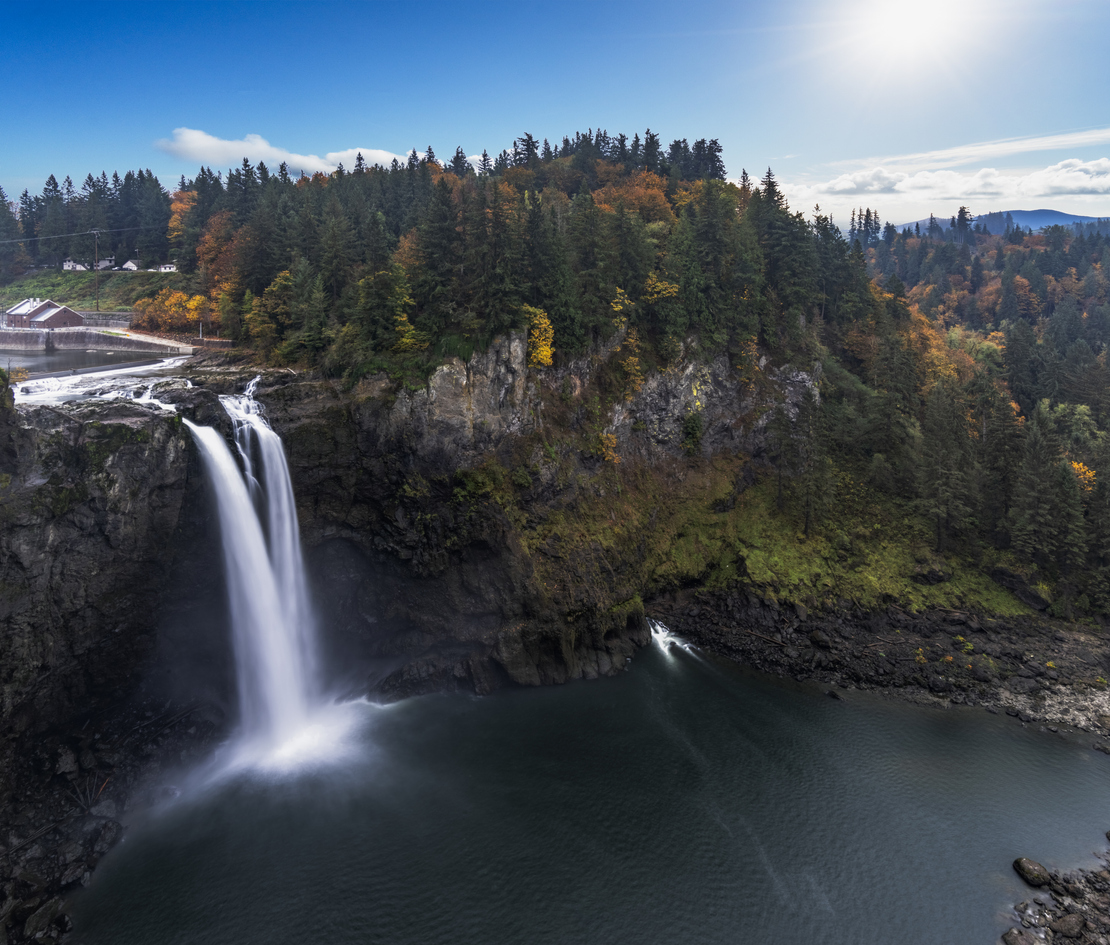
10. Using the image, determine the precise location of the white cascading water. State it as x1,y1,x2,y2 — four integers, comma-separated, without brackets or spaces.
184,378,319,755
649,620,698,659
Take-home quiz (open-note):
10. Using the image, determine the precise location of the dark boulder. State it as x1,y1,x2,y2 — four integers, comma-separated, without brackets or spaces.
809,629,832,649
1013,857,1050,887
1049,912,1086,937
971,663,994,683
157,386,233,434
913,565,951,585
22,897,63,939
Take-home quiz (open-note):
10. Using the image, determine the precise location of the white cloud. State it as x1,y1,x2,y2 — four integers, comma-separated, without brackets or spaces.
1024,158,1110,196
155,128,413,174
819,167,908,195
783,158,1110,222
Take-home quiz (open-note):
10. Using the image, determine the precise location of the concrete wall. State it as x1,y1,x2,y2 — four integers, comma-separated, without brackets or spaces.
77,313,133,330
0,329,184,354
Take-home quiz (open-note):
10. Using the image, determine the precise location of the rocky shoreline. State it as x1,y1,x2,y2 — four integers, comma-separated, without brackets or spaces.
649,588,1110,736
1004,852,1110,944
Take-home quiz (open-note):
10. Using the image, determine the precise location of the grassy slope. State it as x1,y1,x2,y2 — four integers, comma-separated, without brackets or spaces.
0,271,195,311
498,446,1031,619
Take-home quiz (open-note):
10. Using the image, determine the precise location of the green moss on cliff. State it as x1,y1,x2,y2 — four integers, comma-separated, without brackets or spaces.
82,422,151,471
501,450,1030,619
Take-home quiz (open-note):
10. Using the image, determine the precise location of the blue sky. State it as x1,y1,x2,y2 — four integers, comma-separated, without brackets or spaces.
5,0,1110,226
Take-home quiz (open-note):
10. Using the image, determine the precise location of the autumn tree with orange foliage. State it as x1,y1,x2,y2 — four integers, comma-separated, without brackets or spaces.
133,288,212,333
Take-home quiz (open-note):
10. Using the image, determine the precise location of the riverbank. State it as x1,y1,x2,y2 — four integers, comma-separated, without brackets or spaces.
648,589,1110,735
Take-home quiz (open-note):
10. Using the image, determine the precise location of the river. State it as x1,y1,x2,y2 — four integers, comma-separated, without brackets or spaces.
0,347,159,375
70,636,1110,945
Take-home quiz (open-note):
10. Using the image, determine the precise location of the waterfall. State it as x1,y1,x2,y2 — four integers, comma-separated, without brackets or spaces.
184,379,318,752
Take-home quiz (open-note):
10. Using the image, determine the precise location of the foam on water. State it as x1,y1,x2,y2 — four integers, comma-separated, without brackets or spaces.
649,619,697,657
13,357,190,406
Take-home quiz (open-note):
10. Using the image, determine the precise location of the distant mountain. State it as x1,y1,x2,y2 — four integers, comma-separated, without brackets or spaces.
896,209,1109,234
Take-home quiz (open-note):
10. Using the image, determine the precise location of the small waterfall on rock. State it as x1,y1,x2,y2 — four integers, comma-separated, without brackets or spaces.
185,379,319,756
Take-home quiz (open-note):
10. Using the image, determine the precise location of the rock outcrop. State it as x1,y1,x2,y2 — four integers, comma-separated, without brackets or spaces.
0,397,199,742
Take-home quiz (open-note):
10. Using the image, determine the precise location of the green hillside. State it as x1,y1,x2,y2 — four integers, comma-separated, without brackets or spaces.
0,270,195,312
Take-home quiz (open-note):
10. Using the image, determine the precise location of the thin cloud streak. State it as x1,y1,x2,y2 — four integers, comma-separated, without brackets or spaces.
829,128,1110,172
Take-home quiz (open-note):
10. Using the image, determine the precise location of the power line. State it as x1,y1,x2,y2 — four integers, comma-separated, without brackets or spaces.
0,224,165,246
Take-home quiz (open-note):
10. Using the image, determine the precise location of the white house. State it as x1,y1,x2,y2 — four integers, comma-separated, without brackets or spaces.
121,260,140,271
62,259,88,272
158,263,177,273
96,256,114,271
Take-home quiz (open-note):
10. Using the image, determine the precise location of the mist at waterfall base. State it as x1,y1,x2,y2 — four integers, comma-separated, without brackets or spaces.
71,389,1110,944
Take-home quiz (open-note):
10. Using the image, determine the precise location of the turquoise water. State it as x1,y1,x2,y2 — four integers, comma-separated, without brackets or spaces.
71,640,1110,944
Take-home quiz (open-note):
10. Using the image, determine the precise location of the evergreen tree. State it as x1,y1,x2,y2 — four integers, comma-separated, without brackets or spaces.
317,197,355,301
0,185,26,280
795,387,831,536
917,379,974,552
1010,402,1064,567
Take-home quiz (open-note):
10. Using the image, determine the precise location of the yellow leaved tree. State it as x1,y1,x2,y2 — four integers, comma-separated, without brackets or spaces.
523,304,554,368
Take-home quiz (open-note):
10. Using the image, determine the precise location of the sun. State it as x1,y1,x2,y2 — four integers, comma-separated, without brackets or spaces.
846,0,985,66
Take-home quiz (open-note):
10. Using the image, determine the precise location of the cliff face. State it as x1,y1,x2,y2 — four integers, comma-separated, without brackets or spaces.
0,336,813,742
0,400,195,744
0,381,243,742
239,333,816,699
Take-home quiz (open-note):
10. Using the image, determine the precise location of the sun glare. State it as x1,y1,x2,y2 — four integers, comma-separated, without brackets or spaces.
849,0,982,66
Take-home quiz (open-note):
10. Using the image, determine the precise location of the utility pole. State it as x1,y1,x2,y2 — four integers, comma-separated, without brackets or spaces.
92,229,101,312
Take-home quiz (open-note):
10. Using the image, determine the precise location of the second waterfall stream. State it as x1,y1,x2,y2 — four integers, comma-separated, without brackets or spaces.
185,378,326,764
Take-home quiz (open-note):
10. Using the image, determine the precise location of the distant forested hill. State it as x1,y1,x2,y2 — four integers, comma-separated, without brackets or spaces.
899,209,1110,236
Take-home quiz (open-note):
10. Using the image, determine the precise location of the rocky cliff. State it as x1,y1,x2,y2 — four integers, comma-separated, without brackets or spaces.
193,332,818,700
0,335,813,748
0,399,194,741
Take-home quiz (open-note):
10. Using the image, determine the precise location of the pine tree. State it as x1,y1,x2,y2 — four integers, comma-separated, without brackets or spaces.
917,379,974,552
356,264,416,350
317,197,354,301
642,130,661,174
1004,318,1038,415
1010,402,1064,567
0,185,24,280
414,175,462,334
969,255,984,292
1056,459,1089,576
796,387,831,536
